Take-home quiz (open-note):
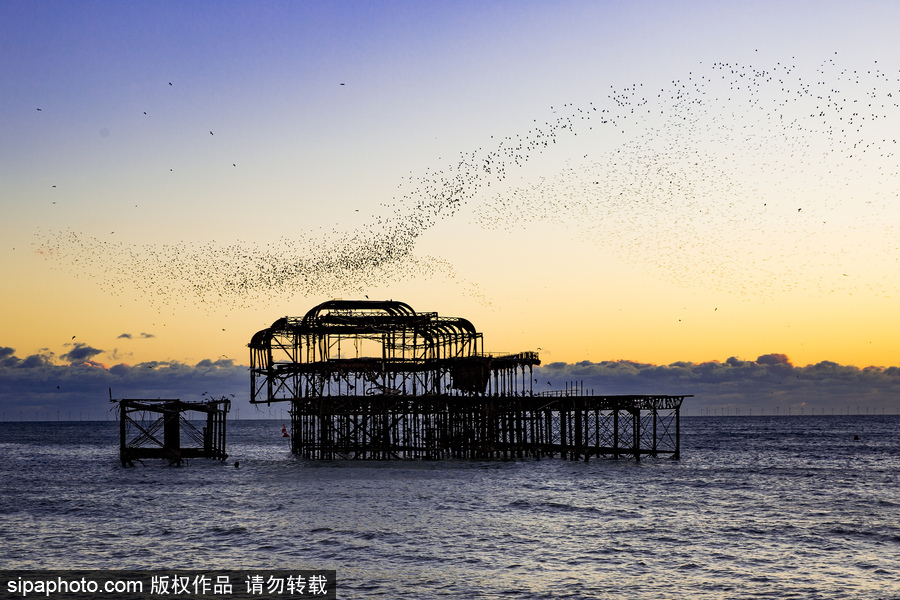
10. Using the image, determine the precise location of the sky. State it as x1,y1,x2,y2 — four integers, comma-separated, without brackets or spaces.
2,0,900,418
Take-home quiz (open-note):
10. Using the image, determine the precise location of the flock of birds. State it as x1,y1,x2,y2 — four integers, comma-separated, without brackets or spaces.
473,55,900,299
39,55,900,308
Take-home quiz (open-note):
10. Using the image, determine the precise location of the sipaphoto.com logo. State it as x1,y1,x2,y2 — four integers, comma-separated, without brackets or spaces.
5,574,142,597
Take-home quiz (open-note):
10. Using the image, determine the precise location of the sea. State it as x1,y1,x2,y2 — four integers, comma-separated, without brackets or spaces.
0,416,898,599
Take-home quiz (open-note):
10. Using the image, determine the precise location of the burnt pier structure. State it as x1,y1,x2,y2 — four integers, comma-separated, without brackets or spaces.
250,300,688,460
114,396,230,466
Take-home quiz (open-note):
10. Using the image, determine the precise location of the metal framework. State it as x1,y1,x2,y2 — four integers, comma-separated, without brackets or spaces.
114,397,230,466
249,300,688,460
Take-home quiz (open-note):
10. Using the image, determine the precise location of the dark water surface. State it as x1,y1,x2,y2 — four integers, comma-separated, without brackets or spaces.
1,416,898,599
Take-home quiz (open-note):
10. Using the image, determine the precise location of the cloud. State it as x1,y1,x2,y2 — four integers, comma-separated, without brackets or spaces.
755,353,791,367
534,355,900,414
1,346,897,420
60,343,104,364
2,349,56,369
117,332,154,340
0,347,248,420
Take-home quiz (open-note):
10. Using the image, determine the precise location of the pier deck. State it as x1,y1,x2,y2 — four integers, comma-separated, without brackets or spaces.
288,393,686,461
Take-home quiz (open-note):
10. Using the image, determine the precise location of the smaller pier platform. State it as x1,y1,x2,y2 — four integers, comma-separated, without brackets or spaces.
113,397,230,466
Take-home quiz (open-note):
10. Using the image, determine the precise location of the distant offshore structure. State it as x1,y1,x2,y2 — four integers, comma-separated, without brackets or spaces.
249,300,690,460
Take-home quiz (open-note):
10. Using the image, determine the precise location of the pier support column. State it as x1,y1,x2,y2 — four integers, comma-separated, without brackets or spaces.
631,408,640,462
163,402,181,464
613,409,620,459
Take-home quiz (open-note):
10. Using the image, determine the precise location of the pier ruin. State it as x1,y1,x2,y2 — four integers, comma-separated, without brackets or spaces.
114,396,230,466
249,300,688,460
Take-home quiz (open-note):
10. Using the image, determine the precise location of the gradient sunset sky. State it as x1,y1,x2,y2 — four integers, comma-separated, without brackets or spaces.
3,0,900,382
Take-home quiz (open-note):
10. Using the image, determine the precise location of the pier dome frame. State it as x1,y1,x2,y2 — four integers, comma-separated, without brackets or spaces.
250,299,537,401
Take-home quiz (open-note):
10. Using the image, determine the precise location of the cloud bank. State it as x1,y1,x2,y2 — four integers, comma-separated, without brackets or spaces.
1,347,897,420
534,354,900,415
0,346,248,420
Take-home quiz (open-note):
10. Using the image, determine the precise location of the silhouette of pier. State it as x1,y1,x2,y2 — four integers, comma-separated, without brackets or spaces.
249,300,688,460
113,396,230,466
